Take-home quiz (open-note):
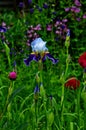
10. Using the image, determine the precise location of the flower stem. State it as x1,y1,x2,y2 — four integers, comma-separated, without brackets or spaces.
2,81,14,120
35,101,38,129
38,60,43,83
61,45,69,128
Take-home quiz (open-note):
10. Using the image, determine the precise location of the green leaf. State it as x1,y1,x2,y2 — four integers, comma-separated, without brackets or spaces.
8,86,25,104
3,42,11,68
47,111,54,126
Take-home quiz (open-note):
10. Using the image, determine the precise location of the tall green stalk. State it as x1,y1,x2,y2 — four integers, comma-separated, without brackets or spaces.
61,32,70,129
4,42,11,69
1,81,15,121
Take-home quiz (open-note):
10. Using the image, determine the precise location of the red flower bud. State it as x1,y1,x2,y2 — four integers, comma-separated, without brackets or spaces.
78,52,86,68
64,77,80,90
8,71,17,80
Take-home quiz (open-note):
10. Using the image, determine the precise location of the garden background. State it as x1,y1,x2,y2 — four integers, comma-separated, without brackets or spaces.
0,0,86,130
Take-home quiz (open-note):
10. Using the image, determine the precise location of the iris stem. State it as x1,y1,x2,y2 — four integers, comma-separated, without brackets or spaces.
38,60,43,83
35,101,38,129
38,60,48,129
61,45,69,128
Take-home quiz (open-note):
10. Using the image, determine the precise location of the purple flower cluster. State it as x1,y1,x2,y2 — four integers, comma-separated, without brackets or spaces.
27,2,49,14
46,19,68,40
26,24,41,46
65,0,86,21
54,19,68,40
83,14,86,19
74,0,81,7
70,6,81,13
25,18,69,46
65,0,81,13
0,22,7,33
46,24,52,31
0,21,9,42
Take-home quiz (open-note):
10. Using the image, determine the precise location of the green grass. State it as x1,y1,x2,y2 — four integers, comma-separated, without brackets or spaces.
0,0,86,129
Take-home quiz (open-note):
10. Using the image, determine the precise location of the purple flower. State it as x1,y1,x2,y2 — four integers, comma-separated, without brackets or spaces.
74,0,81,7
62,19,68,23
34,85,39,94
65,7,70,12
83,14,86,19
71,6,80,13
18,2,25,8
67,29,70,36
28,0,32,4
61,25,66,29
43,3,48,9
30,8,34,13
38,7,42,12
76,17,81,21
52,11,57,15
46,24,52,31
34,85,39,101
1,22,6,27
24,38,59,66
34,24,41,31
0,26,7,32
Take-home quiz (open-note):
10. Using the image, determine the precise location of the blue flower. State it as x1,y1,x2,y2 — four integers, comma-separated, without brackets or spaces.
18,2,25,8
30,8,34,13
34,85,39,101
65,29,70,47
67,29,70,36
0,26,7,32
31,38,48,52
34,85,39,94
28,0,32,4
24,38,59,66
43,3,48,9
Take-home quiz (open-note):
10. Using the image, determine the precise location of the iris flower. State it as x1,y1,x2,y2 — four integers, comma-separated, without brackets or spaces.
24,38,59,66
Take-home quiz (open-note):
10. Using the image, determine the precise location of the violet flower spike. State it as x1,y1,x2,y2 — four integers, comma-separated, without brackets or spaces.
67,29,70,36
24,38,59,66
34,85,39,94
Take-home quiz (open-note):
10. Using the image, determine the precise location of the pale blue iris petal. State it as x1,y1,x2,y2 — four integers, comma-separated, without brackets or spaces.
31,38,48,52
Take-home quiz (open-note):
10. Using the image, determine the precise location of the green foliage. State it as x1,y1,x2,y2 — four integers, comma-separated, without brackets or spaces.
0,0,86,129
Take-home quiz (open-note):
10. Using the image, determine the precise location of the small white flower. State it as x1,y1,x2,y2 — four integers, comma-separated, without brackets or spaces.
31,38,48,52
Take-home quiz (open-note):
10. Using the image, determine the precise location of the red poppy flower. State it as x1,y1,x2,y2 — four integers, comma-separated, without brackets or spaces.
78,52,86,68
64,77,80,90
